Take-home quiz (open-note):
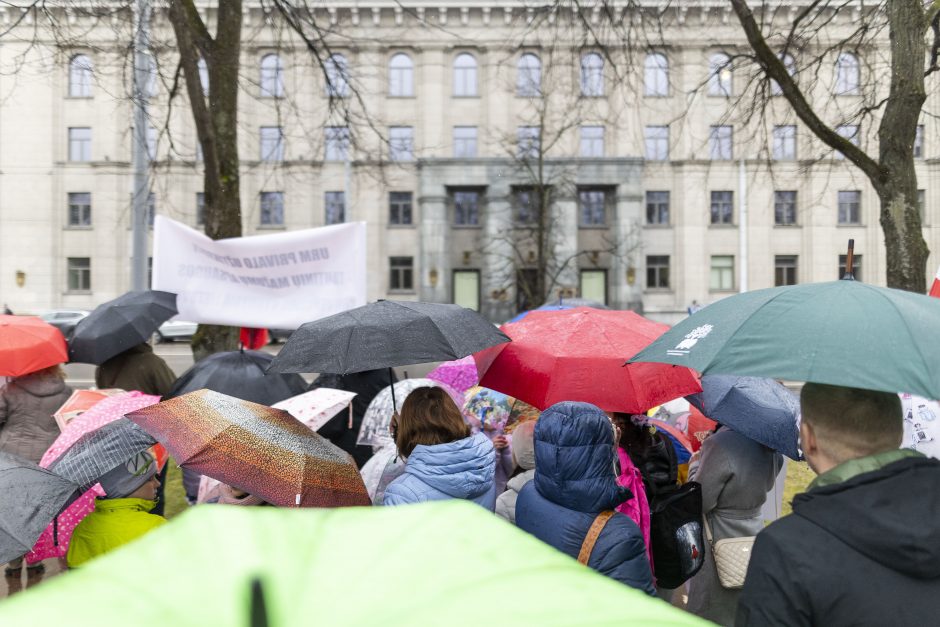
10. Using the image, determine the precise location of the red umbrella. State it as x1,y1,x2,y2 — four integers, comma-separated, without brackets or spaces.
474,307,701,414
0,315,68,377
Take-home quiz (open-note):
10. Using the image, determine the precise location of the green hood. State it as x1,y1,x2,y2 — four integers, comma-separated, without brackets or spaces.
809,449,924,490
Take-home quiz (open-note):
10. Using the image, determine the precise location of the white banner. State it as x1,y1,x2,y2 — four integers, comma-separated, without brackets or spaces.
152,216,366,329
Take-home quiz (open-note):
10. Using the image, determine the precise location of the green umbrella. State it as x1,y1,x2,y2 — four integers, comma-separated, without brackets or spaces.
0,502,706,627
629,279,940,399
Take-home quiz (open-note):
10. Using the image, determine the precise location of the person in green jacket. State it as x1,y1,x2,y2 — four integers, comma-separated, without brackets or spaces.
67,451,166,568
94,343,176,397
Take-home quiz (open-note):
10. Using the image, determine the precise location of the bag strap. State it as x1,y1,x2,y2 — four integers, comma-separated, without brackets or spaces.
578,511,615,565
702,513,714,545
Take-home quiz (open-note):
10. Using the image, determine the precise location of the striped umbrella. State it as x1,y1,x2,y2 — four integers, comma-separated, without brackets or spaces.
47,418,157,491
126,390,371,507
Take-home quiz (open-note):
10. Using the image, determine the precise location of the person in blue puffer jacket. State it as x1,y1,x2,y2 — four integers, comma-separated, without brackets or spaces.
383,386,497,509
515,401,655,595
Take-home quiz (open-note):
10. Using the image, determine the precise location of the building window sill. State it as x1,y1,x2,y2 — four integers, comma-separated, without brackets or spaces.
709,223,737,228
836,223,864,227
64,225,93,230
64,290,92,295
644,224,672,229
644,288,673,293
578,224,609,230
388,289,416,295
773,223,801,228
387,223,415,229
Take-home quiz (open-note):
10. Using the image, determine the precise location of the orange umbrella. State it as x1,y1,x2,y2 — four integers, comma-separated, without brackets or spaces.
0,315,68,377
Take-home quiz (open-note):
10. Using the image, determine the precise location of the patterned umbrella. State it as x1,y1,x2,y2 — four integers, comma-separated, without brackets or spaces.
47,418,157,491
462,386,540,435
272,388,357,432
426,356,479,395
126,390,370,507
356,379,462,449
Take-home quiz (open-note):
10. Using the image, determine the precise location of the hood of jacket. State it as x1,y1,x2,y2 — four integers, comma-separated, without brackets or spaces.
511,421,536,470
403,432,495,499
533,402,629,513
793,455,940,579
505,468,536,494
14,372,68,397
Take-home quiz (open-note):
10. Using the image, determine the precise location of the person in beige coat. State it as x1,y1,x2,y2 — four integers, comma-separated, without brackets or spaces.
495,421,536,524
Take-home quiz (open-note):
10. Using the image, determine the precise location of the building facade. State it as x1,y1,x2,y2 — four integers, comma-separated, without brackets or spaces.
0,1,936,324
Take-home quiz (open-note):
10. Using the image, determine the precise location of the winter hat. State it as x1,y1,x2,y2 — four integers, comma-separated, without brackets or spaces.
511,420,537,471
100,451,157,499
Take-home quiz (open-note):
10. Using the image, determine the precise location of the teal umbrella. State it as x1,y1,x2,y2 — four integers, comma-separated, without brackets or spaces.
628,279,940,400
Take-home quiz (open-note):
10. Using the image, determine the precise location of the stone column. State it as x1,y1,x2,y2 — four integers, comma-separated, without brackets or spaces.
552,193,579,296
419,193,450,303
482,175,514,322
612,188,644,310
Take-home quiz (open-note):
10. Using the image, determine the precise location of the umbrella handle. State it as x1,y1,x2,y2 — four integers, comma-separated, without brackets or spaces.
389,367,397,412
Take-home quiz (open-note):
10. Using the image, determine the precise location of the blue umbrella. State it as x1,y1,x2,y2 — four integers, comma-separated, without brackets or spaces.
687,375,802,460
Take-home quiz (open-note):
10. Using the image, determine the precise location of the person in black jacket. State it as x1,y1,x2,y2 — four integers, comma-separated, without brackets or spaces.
736,383,940,626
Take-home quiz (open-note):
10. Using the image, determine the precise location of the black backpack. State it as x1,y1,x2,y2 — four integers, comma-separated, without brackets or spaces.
648,481,705,589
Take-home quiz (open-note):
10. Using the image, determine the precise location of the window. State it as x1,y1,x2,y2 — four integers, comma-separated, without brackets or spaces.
835,124,859,160
644,52,669,97
146,126,157,161
771,53,796,96
839,254,862,281
517,126,540,159
388,53,414,97
645,126,669,161
710,191,734,225
451,189,481,226
513,187,539,225
68,55,93,97
67,192,91,227
918,189,926,223
708,53,733,96
147,192,156,226
324,191,345,225
580,270,607,304
260,54,284,97
389,192,413,226
835,52,859,95
773,125,796,160
140,54,158,98
68,127,92,162
709,125,733,160
197,58,209,96
646,191,669,225
389,256,414,291
580,52,604,96
775,255,798,286
453,270,480,311
915,125,924,159
578,188,607,227
646,255,670,289
196,192,205,226
325,126,350,161
389,126,414,161
260,191,284,226
838,190,861,225
260,126,284,162
453,53,478,97
67,257,91,292
710,255,735,291
453,126,478,158
517,53,541,97
580,126,604,157
774,191,797,225
326,54,349,97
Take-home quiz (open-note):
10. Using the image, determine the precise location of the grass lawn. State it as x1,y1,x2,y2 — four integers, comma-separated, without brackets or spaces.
163,459,190,519
782,460,816,516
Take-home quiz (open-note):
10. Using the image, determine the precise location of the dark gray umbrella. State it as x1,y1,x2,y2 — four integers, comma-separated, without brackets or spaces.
47,418,157,490
0,452,80,563
167,349,307,405
69,290,178,364
687,375,802,460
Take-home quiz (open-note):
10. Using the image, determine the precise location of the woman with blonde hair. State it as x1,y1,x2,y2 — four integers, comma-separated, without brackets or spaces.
383,386,496,509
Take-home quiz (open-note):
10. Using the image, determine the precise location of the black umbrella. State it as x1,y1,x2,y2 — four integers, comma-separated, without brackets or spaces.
167,349,307,406
69,290,178,364
47,418,157,491
0,452,80,563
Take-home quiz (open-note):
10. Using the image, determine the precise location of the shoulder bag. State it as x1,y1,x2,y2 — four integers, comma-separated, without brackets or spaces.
703,514,754,589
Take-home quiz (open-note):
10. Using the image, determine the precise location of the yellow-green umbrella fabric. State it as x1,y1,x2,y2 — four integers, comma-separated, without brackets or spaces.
0,501,709,627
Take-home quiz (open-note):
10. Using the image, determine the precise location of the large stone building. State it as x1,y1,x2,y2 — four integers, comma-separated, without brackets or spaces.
0,1,935,324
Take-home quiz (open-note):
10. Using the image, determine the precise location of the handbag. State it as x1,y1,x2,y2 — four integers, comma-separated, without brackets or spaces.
578,511,615,565
703,514,755,589
648,481,705,589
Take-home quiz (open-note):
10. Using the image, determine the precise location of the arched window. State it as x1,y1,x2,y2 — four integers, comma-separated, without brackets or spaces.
835,52,859,95
580,52,604,96
453,53,478,97
260,54,284,98
388,53,414,97
326,53,350,97
517,53,541,97
771,53,796,96
68,54,94,97
197,58,209,96
644,52,668,97
708,53,732,96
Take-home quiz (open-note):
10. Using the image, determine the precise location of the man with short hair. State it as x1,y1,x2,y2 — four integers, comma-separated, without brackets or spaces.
736,383,940,626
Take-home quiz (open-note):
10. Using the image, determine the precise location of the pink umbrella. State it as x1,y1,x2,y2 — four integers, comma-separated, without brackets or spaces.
426,356,479,395
25,391,160,564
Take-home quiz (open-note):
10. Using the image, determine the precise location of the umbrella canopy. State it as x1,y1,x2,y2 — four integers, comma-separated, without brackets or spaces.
53,388,125,431
475,307,702,413
46,418,157,491
687,375,802,460
0,315,68,377
426,355,479,394
356,379,462,449
628,279,940,400
126,390,370,507
68,290,177,364
674,407,717,453
167,349,307,406
268,300,510,374
271,388,357,432
462,386,540,434
0,452,79,564
0,503,708,627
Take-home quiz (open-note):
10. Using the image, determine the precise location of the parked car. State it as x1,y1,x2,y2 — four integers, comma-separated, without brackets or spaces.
39,310,90,337
155,319,198,342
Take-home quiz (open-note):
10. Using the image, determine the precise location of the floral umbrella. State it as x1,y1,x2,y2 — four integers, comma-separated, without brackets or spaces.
426,356,479,396
461,386,540,435
356,379,462,450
